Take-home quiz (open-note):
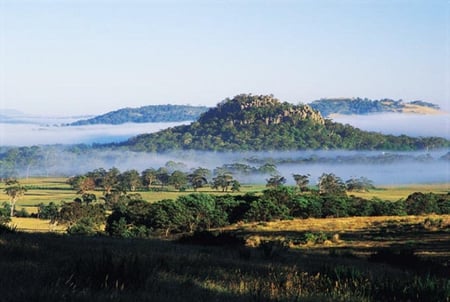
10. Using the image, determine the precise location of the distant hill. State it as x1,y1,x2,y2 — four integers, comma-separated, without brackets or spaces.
70,105,209,125
309,98,441,117
119,94,448,152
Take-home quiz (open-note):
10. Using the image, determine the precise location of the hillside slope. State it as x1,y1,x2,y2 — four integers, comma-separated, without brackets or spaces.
309,98,441,117
71,105,209,125
120,94,448,152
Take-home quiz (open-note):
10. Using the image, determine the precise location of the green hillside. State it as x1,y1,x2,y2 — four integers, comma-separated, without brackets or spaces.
71,104,209,125
120,94,449,152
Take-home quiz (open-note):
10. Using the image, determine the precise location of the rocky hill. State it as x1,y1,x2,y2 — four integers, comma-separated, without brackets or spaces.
119,94,448,152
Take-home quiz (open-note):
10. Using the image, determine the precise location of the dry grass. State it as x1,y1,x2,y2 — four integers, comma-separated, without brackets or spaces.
230,215,450,260
349,183,449,201
9,217,66,233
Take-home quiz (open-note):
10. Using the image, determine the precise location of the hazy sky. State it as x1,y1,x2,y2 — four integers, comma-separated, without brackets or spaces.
1,0,449,116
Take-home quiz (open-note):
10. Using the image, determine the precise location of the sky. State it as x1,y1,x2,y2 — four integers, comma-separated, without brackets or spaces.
0,0,449,116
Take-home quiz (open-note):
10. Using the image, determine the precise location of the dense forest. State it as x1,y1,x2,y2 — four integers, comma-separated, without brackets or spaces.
70,104,209,125
309,98,441,117
121,94,449,152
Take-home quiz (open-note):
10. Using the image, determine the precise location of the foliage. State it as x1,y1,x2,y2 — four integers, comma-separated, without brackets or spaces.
169,170,188,191
404,192,440,215
318,173,346,195
188,168,210,191
0,202,11,224
3,179,27,217
37,202,59,221
346,176,375,192
211,172,234,192
265,174,286,188
58,199,106,234
293,173,310,191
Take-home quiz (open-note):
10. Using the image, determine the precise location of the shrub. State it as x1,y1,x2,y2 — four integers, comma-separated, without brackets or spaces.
302,231,329,244
405,192,439,215
67,217,100,236
37,202,59,220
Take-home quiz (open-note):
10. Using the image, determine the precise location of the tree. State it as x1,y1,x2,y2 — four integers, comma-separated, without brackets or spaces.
141,168,157,190
4,179,27,217
169,170,188,190
231,180,241,192
102,167,120,195
211,172,234,192
318,173,346,195
265,174,286,188
178,194,226,232
188,168,210,191
67,175,95,195
293,174,310,191
119,169,142,192
258,163,278,174
156,167,170,188
147,199,189,236
346,177,374,192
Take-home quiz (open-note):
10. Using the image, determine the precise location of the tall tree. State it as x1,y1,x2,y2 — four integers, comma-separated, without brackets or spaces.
119,169,142,192
293,174,310,192
102,167,121,195
211,172,234,192
318,173,346,195
266,174,286,188
188,168,210,192
4,179,27,217
169,170,188,190
67,175,96,195
141,168,157,190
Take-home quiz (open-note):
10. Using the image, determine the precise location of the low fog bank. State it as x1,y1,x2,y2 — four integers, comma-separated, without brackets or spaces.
22,149,450,186
332,113,450,139
0,122,189,146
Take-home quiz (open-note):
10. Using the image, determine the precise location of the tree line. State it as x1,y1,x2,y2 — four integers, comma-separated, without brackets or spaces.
31,185,450,237
2,165,447,237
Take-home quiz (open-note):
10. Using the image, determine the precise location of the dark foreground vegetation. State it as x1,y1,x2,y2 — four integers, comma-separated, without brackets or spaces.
1,217,449,302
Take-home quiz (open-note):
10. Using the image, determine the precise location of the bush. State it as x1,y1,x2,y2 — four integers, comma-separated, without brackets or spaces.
14,207,30,218
302,231,329,244
67,217,100,236
321,195,349,218
38,202,59,220
244,198,290,222
405,192,439,215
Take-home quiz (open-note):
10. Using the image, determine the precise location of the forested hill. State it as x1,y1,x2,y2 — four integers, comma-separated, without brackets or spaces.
120,94,449,152
309,98,441,117
70,105,209,125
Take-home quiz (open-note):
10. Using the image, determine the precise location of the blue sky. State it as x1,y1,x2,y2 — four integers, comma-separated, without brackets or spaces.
1,0,449,115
